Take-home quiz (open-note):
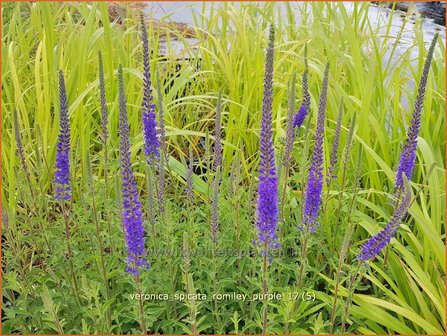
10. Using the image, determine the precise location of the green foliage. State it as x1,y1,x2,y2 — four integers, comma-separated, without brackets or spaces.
2,2,445,334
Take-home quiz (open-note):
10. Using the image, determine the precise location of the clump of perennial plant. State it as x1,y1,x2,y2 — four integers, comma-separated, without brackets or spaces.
118,65,150,275
140,14,159,164
301,62,330,232
54,70,72,201
395,33,438,190
256,25,279,252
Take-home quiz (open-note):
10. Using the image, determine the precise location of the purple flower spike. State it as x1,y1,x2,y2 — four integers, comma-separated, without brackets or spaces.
140,14,159,164
293,45,311,130
213,91,223,171
54,70,72,201
326,98,343,185
118,65,150,275
256,25,279,251
301,62,330,232
359,176,412,261
98,51,109,145
211,92,223,245
395,33,437,190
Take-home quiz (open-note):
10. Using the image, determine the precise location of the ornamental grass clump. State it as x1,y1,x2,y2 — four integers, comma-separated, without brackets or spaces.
117,65,149,275
395,33,438,191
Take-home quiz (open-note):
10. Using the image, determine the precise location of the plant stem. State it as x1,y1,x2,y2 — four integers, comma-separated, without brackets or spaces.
90,184,112,331
135,273,147,334
104,137,110,233
60,200,81,305
341,262,361,332
285,227,310,333
279,159,291,243
262,241,268,334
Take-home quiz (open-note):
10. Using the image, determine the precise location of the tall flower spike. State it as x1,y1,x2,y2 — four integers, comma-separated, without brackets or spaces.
13,109,31,180
326,98,343,185
293,44,311,130
359,175,412,261
284,73,297,165
395,33,437,190
156,69,166,214
256,25,279,251
118,65,150,275
301,62,330,232
140,14,159,163
214,91,223,170
54,70,72,201
211,92,223,245
98,51,109,145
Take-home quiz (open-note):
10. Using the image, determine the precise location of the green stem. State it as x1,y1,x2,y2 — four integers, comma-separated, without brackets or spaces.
60,201,81,305
135,273,147,334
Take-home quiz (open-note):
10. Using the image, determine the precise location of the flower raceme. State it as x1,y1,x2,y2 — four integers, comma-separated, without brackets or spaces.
292,45,311,131
256,25,279,252
395,33,437,190
211,92,223,245
54,70,72,201
359,176,412,261
301,62,330,233
118,65,150,275
140,14,160,164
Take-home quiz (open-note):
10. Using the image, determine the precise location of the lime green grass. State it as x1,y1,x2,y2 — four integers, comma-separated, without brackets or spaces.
1,2,445,334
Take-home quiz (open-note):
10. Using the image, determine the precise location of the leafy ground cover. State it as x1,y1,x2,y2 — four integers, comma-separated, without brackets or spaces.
1,2,445,334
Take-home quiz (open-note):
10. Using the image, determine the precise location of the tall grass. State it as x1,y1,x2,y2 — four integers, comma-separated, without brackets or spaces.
2,2,445,334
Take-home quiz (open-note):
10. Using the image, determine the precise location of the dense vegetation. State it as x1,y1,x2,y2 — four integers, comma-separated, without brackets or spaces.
2,2,445,334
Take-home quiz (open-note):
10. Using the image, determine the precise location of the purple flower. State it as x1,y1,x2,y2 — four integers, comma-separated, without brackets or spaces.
140,14,159,164
211,92,223,244
98,51,109,145
395,33,437,190
54,70,71,201
359,176,412,261
256,25,279,251
301,62,330,232
292,45,311,130
118,65,150,275
326,98,343,185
